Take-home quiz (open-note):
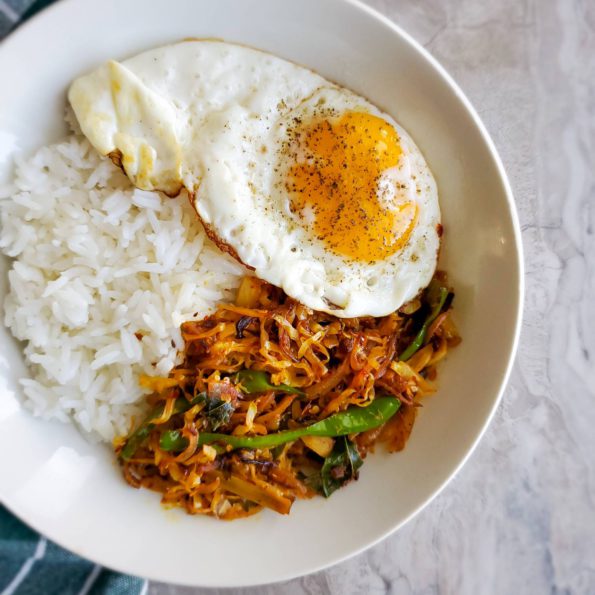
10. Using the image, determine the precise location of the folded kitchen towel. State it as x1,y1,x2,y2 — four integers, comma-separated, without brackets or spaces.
0,505,146,595
0,0,52,37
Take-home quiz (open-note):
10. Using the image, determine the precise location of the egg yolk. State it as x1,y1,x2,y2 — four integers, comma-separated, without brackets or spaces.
286,111,417,263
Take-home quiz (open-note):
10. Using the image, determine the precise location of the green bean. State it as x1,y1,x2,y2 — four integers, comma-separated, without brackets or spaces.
234,369,304,395
399,286,449,361
119,393,206,460
159,396,400,452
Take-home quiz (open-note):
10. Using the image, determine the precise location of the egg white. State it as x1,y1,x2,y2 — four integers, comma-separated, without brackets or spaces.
69,40,440,317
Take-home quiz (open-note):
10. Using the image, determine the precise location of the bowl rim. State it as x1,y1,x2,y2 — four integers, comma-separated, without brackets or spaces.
0,0,524,587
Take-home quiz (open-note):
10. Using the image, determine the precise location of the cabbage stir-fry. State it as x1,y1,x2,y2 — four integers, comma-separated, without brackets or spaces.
115,276,459,519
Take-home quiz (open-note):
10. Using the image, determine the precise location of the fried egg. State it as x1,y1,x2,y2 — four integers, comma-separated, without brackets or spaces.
69,40,440,317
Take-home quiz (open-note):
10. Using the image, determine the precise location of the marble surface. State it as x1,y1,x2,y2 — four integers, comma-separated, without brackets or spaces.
150,0,595,593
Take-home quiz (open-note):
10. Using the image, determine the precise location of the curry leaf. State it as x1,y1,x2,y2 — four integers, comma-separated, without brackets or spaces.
205,397,234,431
320,436,364,498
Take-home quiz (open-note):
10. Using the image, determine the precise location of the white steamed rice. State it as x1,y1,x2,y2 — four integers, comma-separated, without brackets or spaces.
0,134,244,441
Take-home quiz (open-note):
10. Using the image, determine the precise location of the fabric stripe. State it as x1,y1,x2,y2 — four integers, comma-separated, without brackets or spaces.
87,570,144,595
0,0,18,21
1,537,47,595
77,564,102,595
139,580,148,595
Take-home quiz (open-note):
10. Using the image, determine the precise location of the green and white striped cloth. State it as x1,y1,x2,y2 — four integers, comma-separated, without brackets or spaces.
0,507,146,595
0,0,51,36
0,1,147,593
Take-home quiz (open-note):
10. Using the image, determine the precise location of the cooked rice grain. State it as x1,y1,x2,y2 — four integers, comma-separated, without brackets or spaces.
0,135,244,441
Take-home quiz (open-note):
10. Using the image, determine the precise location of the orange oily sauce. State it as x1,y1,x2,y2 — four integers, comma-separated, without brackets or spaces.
286,111,417,263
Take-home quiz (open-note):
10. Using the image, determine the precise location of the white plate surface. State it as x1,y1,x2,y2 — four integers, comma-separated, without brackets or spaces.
0,0,523,587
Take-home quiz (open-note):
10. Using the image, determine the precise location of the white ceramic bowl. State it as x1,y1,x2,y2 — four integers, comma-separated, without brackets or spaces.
0,0,523,587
